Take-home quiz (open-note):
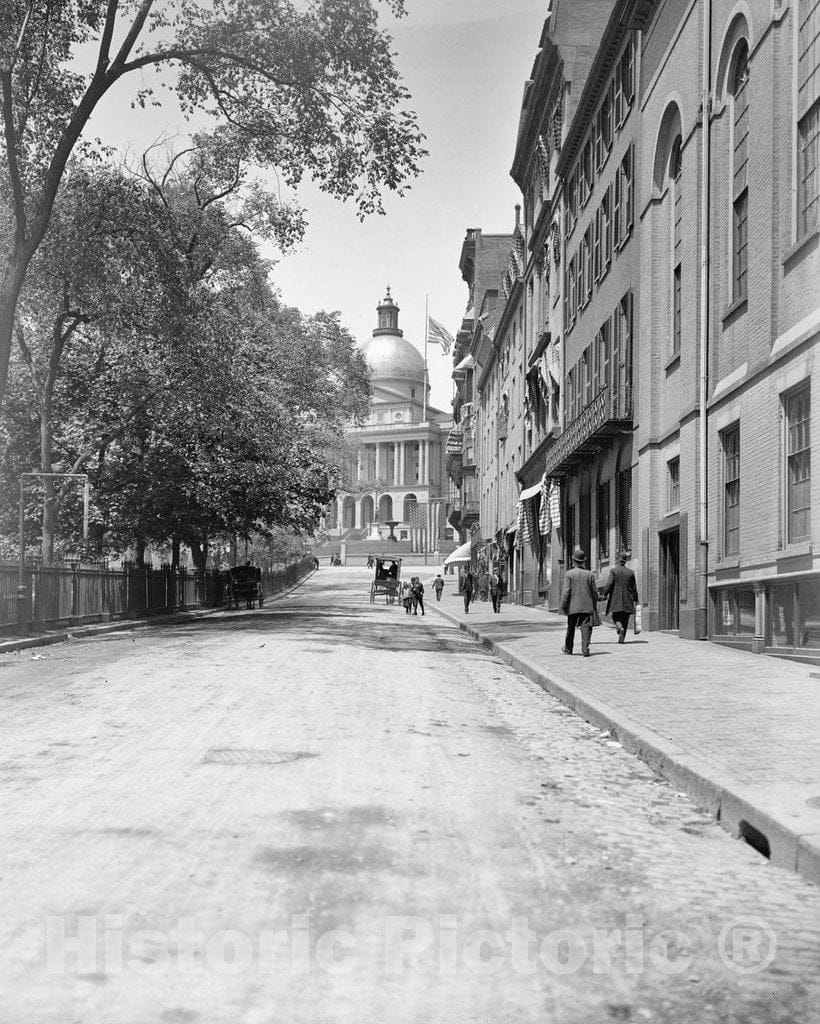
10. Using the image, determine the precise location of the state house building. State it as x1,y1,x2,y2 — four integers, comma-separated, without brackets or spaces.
324,290,453,553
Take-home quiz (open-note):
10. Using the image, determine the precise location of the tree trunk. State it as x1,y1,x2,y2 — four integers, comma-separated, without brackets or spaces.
40,393,56,565
171,537,181,570
0,259,28,406
94,446,107,557
190,539,208,572
135,537,146,568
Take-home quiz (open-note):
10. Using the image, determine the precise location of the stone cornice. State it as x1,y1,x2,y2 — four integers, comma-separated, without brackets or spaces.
555,0,654,181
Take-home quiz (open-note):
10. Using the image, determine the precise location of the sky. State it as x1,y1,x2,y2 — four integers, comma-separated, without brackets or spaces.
87,0,547,412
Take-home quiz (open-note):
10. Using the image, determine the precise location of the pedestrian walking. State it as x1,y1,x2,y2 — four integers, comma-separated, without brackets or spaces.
559,547,600,657
598,551,639,643
489,570,502,613
433,574,445,602
478,570,490,603
400,580,413,613
412,577,425,616
462,568,476,613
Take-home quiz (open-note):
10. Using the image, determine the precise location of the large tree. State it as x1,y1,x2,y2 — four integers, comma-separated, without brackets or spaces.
14,160,180,562
0,0,425,401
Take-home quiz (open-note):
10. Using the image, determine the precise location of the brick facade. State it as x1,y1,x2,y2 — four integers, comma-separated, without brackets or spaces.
452,0,818,657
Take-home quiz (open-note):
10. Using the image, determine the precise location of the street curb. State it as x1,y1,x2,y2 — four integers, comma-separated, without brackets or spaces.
431,603,820,887
0,571,315,656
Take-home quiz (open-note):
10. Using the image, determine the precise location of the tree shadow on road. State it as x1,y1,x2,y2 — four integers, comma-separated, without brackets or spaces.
151,603,461,654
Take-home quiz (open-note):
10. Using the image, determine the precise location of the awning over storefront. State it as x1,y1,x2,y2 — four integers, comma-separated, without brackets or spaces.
518,481,542,502
453,353,475,373
444,540,472,564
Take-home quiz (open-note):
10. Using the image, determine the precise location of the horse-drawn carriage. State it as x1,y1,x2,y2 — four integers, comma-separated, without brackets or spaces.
369,556,402,604
225,564,264,610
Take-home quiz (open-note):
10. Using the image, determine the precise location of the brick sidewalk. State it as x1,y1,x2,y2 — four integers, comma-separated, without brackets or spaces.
429,590,820,885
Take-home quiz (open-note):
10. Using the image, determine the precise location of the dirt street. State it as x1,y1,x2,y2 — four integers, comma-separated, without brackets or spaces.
1,568,818,1023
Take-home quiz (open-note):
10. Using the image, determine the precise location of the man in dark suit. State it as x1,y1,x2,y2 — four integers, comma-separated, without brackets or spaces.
598,551,640,643
462,568,476,613
559,546,600,657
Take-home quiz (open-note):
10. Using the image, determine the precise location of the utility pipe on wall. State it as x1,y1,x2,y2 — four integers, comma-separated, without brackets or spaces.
697,0,713,638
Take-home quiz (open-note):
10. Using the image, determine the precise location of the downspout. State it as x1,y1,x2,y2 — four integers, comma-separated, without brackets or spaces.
697,0,713,638
518,203,528,607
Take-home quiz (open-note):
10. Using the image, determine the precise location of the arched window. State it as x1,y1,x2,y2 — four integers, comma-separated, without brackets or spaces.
798,0,820,234
670,136,683,356
730,42,749,302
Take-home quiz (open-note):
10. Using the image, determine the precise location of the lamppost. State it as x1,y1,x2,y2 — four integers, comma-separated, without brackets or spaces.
18,472,90,634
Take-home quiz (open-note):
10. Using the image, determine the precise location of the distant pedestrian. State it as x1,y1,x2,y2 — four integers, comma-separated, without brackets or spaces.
312,556,319,571
400,580,413,614
478,571,489,602
598,551,639,643
366,553,374,569
559,547,600,657
462,568,476,613
433,575,445,602
489,570,502,613
412,577,425,616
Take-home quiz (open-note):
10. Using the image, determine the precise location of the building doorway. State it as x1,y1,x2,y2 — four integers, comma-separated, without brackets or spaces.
659,528,680,630
579,485,591,566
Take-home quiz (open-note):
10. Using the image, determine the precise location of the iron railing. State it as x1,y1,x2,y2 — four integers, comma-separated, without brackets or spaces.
0,556,315,635
544,385,633,479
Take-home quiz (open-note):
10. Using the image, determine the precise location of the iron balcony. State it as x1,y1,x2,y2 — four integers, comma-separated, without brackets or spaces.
543,385,633,478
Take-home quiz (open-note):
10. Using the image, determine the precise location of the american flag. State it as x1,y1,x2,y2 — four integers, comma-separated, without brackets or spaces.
427,315,454,354
408,503,427,527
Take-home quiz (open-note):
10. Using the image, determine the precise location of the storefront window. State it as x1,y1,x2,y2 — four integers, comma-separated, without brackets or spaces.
714,586,755,636
797,579,820,649
715,590,734,635
769,584,795,649
737,589,755,634
768,580,820,652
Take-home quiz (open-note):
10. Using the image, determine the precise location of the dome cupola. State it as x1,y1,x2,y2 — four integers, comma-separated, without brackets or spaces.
374,286,401,336
360,287,426,385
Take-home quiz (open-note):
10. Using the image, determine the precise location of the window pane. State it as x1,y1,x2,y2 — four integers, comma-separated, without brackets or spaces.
787,386,811,542
798,0,820,116
733,46,749,195
733,191,748,301
724,427,741,555
769,584,796,648
715,591,735,634
798,578,820,649
737,589,756,634
799,103,820,234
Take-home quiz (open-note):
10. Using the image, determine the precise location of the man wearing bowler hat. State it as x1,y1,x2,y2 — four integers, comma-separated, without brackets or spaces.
559,546,600,657
598,550,640,643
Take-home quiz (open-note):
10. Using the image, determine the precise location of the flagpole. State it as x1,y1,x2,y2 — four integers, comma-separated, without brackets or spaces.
423,293,429,422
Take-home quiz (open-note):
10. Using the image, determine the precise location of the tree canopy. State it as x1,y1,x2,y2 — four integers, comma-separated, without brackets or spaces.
0,151,372,566
0,0,425,401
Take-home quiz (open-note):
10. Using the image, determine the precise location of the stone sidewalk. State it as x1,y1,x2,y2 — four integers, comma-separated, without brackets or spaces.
429,590,820,886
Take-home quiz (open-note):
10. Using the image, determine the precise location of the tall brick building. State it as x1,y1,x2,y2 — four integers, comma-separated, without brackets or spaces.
447,0,818,658
636,0,819,656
